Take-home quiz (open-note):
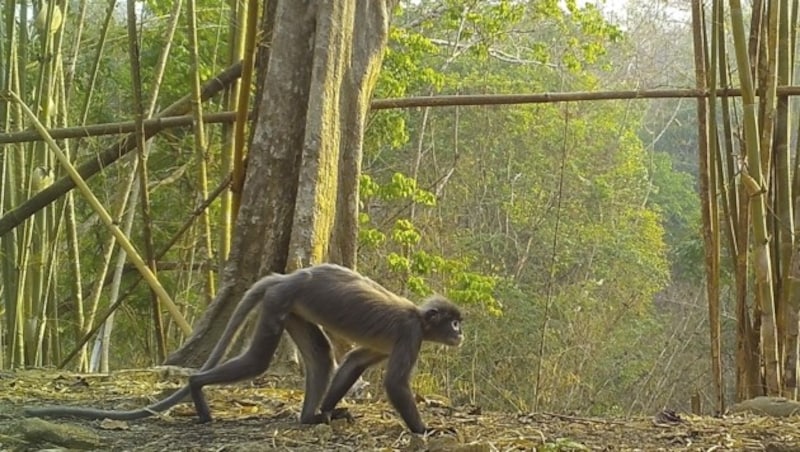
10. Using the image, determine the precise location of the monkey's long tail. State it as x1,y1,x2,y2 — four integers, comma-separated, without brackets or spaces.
24,273,287,420
24,386,191,420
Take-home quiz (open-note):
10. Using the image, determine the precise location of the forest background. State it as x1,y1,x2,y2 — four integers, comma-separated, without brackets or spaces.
0,0,726,418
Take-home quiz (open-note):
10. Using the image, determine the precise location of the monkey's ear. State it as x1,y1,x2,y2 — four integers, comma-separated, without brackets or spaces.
423,308,441,324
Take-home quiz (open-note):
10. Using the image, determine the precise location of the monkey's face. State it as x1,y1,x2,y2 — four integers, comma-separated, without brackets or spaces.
422,308,463,347
442,318,463,347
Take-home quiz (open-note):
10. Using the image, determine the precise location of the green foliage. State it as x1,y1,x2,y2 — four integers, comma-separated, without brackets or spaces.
358,227,386,249
379,173,437,206
647,151,703,280
387,252,411,273
366,0,696,417
359,173,501,313
381,28,445,97
391,219,421,246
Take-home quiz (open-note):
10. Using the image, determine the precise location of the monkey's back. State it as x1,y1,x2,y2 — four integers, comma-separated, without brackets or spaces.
277,264,422,353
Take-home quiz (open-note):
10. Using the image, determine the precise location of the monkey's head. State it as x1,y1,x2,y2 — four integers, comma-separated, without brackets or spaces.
419,296,463,347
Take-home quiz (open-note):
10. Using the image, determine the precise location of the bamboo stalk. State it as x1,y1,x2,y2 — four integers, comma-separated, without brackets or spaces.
126,0,167,362
64,0,88,102
94,174,141,373
45,4,87,369
773,0,796,397
83,168,138,366
218,0,244,268
23,0,66,367
730,0,782,393
692,0,723,414
231,0,259,221
187,0,217,304
146,0,184,117
76,1,114,125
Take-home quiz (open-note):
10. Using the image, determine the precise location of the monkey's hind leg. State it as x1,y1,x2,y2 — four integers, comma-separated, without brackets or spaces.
284,314,341,425
188,312,285,423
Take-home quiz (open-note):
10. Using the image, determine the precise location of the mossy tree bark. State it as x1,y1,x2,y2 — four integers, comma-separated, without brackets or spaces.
166,0,395,367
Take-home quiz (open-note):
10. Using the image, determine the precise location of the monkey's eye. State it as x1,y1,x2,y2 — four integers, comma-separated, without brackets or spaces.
451,320,461,331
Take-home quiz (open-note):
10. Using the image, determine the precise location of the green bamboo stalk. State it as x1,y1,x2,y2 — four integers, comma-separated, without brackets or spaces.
96,174,141,372
49,0,90,369
220,0,253,268
758,1,778,201
187,0,217,303
730,0,782,393
692,0,723,413
9,0,36,368
146,0,183,116
37,1,81,369
20,1,63,363
713,0,761,400
772,0,797,397
231,0,259,222
0,0,21,369
64,0,88,102
79,1,116,126
713,0,739,278
83,167,138,366
125,0,166,363
63,168,84,367
759,0,783,392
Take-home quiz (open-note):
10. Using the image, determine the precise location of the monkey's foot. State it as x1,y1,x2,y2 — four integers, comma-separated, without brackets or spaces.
422,426,457,436
324,407,354,424
304,408,354,425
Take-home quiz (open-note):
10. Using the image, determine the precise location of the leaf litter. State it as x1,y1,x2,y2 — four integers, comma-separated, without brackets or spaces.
1,369,799,451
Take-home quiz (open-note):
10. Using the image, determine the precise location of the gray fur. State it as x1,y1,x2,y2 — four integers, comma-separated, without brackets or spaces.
25,264,464,433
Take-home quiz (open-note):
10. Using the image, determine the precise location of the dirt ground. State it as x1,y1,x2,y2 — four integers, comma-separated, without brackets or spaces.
1,368,799,451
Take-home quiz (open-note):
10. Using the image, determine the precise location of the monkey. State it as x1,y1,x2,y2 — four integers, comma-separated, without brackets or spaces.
26,264,463,434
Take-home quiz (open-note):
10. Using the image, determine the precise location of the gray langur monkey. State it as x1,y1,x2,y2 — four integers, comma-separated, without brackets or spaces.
26,264,464,434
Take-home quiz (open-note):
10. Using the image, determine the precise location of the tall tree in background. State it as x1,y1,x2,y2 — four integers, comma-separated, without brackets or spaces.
166,0,396,366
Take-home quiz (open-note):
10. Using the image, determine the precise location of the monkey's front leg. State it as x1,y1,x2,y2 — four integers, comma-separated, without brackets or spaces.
301,347,385,426
383,341,428,434
318,347,386,415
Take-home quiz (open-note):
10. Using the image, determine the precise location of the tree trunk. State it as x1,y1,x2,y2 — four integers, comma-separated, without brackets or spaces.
166,0,394,367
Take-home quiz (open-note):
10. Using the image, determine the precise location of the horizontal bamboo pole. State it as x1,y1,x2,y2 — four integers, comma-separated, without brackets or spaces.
5,85,800,146
4,78,799,238
371,85,800,109
0,61,242,236
0,111,241,144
